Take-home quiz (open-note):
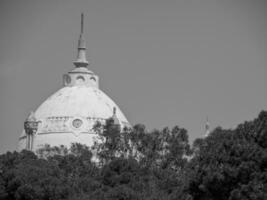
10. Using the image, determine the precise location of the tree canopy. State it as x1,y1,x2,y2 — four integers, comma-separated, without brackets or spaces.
0,111,266,200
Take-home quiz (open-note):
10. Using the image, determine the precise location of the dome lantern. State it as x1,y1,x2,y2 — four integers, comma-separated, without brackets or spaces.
63,13,99,88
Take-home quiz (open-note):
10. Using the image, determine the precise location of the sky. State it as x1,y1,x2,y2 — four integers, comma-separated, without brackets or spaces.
0,0,266,153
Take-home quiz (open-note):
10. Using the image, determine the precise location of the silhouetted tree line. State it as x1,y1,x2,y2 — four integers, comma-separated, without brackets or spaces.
0,111,266,200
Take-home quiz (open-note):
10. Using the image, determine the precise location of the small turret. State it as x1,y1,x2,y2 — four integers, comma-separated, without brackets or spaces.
24,111,39,150
112,107,121,129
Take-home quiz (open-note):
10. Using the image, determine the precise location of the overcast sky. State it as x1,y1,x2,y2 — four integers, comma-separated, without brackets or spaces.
0,0,266,153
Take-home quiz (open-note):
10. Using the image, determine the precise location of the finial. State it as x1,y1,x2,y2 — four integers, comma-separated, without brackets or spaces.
113,107,117,115
73,13,89,68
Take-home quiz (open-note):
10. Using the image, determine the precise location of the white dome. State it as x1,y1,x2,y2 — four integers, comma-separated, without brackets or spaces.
35,86,128,122
18,85,129,151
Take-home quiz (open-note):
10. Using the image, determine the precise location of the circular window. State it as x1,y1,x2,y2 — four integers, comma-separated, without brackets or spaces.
72,119,83,128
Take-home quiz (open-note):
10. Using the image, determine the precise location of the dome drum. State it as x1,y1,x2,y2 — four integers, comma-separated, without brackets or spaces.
63,68,99,88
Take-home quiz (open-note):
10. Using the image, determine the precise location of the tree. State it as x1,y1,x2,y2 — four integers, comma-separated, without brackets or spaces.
183,111,267,200
1,111,266,199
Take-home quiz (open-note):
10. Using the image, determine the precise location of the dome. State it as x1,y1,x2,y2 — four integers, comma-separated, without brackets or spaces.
35,86,128,122
18,85,129,151
18,14,130,152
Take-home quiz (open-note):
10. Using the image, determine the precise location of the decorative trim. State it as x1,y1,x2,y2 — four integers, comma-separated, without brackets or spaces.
36,116,108,135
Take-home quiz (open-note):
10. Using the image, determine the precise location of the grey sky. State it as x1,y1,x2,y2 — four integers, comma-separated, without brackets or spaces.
0,0,266,153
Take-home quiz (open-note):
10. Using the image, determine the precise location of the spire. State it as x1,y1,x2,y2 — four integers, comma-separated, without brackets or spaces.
73,13,89,68
204,116,210,137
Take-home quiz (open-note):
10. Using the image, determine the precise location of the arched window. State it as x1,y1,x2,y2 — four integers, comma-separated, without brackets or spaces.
76,76,85,82
90,76,96,82
63,74,71,85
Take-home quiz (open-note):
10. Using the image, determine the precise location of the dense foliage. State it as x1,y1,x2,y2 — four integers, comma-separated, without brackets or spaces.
0,111,266,200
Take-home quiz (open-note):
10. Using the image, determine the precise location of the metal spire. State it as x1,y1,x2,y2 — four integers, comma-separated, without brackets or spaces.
73,13,89,68
81,12,84,34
